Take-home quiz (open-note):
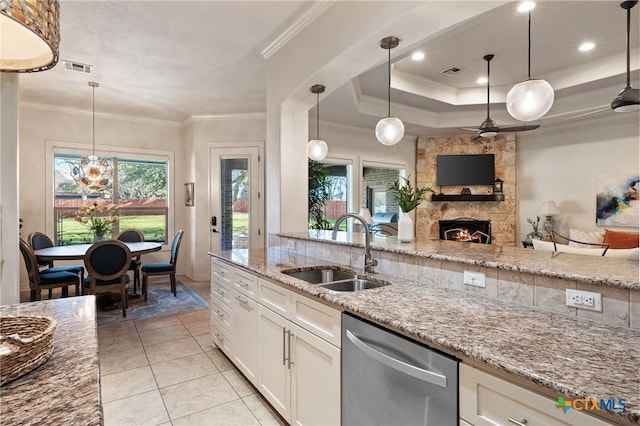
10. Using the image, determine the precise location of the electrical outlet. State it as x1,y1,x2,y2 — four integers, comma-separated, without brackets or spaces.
464,270,485,288
287,240,296,251
566,289,602,312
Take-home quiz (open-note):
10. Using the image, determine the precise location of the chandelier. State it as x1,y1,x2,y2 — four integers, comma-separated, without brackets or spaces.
74,82,112,194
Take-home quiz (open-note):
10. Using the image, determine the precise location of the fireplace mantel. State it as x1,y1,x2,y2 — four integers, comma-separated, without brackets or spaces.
431,193,505,202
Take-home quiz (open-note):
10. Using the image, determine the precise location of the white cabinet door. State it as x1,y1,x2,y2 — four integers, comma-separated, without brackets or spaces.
232,291,258,386
257,304,292,423
290,321,341,426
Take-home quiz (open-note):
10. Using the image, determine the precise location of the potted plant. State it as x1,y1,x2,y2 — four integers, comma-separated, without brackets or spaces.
389,176,434,242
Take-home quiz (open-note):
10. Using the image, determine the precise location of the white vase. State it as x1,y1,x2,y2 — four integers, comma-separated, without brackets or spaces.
397,212,414,242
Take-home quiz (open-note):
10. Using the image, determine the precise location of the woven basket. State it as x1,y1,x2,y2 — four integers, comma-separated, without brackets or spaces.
0,316,57,386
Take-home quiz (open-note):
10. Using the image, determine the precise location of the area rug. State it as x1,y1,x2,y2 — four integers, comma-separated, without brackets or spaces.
97,281,209,326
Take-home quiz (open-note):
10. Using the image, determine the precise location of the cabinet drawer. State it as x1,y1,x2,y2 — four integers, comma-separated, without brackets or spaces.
211,298,233,332
460,364,611,426
211,258,233,287
258,278,291,317
211,319,232,357
233,269,258,300
291,293,341,348
211,280,233,309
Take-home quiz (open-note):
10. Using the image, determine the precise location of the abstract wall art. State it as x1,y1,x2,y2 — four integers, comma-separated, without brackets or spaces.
596,170,639,227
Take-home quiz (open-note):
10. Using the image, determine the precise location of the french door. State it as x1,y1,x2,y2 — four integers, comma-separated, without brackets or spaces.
209,145,263,255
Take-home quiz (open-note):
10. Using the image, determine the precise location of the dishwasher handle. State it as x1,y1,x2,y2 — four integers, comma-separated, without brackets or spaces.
346,329,447,388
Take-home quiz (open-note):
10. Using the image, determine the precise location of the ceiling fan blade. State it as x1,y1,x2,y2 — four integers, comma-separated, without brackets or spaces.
565,108,609,120
498,124,540,132
457,127,480,132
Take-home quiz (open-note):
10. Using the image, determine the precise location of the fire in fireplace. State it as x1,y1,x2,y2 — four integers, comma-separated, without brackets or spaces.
439,218,491,244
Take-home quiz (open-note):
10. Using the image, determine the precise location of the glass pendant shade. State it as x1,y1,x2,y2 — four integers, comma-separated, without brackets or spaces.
375,117,405,145
0,0,60,72
306,139,328,161
506,78,554,122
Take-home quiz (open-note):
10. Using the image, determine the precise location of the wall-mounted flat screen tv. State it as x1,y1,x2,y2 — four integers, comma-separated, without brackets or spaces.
437,154,495,186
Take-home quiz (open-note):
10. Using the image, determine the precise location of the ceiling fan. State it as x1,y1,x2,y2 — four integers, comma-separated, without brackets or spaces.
459,54,539,139
568,0,639,120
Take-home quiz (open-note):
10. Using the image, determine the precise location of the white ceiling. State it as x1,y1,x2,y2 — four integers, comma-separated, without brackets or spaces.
16,1,640,135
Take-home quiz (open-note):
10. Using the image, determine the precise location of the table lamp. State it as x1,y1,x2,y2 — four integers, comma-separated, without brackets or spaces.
537,201,562,237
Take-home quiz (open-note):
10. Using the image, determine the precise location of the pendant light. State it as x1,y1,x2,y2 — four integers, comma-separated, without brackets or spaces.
0,0,60,72
78,82,111,194
506,5,554,122
307,84,328,161
375,36,404,146
611,0,639,112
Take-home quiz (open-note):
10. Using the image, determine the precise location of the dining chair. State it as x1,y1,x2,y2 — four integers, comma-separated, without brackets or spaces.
141,230,184,301
28,232,85,296
115,229,144,294
19,239,81,301
83,240,132,317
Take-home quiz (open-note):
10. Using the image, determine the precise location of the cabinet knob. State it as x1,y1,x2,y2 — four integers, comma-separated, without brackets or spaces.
214,310,224,318
214,333,224,343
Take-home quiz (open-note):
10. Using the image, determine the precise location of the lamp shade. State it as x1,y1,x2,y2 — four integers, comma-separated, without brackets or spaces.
375,116,405,146
506,79,554,122
0,0,60,72
306,139,328,161
537,200,562,216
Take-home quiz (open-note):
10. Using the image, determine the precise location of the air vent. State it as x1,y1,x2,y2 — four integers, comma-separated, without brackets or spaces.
441,66,461,76
61,60,93,74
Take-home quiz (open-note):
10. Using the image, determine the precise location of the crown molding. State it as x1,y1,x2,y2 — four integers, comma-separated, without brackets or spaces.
261,1,335,60
20,102,183,127
184,112,266,126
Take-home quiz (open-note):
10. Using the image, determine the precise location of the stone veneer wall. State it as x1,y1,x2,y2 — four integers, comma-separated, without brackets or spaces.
415,133,516,247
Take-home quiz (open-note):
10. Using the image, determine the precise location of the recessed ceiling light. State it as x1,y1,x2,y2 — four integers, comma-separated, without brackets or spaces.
411,51,425,61
518,2,535,12
476,77,488,85
578,41,595,52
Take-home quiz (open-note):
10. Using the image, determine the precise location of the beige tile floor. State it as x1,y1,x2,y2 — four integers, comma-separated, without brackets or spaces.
98,276,287,426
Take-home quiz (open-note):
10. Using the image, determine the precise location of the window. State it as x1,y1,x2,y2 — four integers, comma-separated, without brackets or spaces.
54,153,168,245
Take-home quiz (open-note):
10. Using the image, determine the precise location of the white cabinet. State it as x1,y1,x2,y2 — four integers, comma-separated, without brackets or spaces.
460,364,612,426
289,321,341,426
211,257,341,426
257,304,292,421
232,292,258,385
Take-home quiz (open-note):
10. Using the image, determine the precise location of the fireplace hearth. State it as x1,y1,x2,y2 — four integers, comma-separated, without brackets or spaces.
439,218,491,244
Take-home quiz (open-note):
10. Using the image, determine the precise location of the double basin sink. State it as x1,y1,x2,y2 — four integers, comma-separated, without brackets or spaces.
281,267,389,292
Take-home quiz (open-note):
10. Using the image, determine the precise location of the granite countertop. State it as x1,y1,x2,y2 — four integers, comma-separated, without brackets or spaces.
0,296,102,426
212,248,640,425
280,231,640,290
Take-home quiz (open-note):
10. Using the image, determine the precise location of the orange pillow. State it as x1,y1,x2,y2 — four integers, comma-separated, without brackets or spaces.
603,229,640,249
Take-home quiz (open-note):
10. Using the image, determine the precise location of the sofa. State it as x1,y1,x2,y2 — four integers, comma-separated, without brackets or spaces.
532,228,639,259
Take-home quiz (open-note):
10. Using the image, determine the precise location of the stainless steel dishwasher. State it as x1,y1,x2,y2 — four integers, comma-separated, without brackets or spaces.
342,313,459,425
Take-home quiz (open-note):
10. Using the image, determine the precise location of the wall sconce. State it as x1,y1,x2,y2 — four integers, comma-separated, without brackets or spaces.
185,182,195,206
494,178,504,193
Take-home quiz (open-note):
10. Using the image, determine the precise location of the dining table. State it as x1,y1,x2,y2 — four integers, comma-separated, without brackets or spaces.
34,241,163,298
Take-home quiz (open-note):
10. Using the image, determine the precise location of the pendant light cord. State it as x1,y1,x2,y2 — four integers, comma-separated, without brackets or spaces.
486,58,491,119
527,8,532,80
626,4,631,88
316,91,320,139
92,84,96,157
387,45,391,117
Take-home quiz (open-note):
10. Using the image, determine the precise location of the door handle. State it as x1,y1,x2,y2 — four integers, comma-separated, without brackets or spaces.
282,327,288,366
287,331,295,369
345,330,447,387
507,418,528,426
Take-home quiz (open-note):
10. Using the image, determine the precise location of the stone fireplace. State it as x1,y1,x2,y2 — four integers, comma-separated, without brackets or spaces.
439,218,491,244
415,133,516,247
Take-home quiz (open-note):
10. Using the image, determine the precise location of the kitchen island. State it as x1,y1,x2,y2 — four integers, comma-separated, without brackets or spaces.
0,296,102,426
212,244,640,425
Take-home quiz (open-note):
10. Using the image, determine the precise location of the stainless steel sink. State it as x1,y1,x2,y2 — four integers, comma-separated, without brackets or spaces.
320,278,388,292
281,266,389,292
282,268,356,284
